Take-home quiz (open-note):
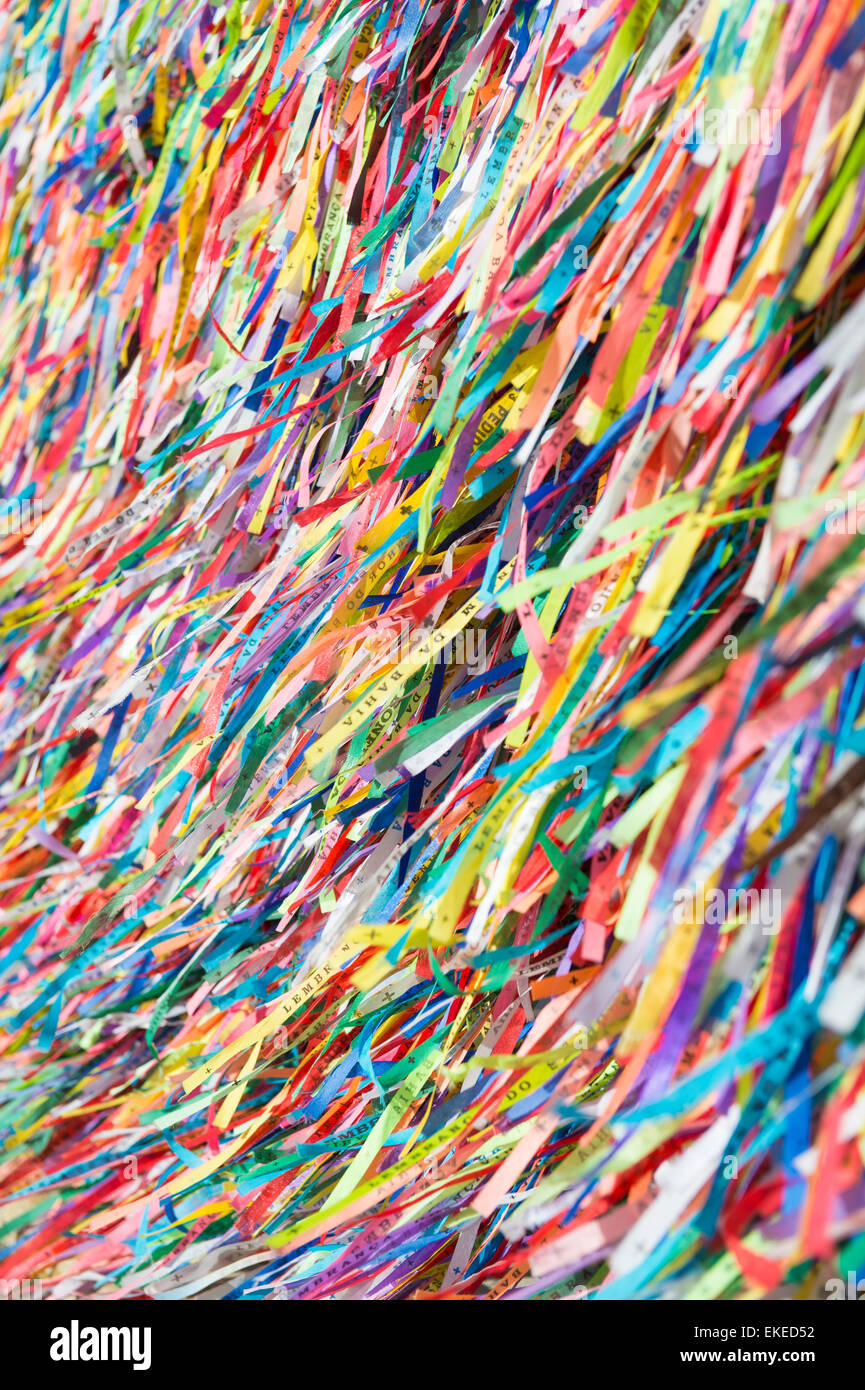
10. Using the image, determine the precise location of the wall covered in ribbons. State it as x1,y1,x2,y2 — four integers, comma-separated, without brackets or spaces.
2,0,865,1302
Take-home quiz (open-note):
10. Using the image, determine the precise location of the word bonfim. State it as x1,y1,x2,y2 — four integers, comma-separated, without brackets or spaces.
50,1321,152,1371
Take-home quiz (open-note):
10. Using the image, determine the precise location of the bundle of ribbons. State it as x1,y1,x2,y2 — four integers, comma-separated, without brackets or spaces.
3,0,865,1302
